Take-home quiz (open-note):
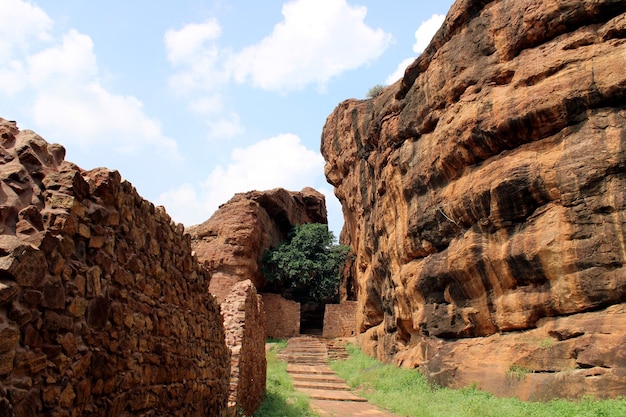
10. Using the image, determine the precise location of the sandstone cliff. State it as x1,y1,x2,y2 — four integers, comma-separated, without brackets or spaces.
321,0,626,400
0,119,230,415
188,187,327,302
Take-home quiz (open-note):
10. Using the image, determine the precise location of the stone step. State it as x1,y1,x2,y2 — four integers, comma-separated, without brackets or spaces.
287,364,335,375
291,373,346,383
294,380,351,391
299,388,367,402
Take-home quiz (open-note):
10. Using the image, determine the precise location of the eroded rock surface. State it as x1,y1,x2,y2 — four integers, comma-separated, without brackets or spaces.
188,188,327,302
321,0,626,399
0,119,230,415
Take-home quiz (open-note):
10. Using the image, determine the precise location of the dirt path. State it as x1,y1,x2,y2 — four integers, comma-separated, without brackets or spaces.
279,336,404,417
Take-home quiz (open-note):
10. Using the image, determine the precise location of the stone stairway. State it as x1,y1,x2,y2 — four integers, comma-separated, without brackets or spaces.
279,336,403,416
278,336,366,402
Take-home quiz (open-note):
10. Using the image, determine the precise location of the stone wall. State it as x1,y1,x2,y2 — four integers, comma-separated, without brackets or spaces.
221,280,266,417
262,294,300,339
323,302,357,339
0,120,230,416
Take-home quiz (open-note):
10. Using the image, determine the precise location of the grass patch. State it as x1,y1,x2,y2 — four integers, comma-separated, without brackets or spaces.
506,365,534,382
253,341,318,417
330,344,626,417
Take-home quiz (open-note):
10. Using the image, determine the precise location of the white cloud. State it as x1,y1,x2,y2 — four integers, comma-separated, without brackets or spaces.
32,84,178,156
0,0,52,58
27,29,97,86
232,0,393,92
206,113,245,140
189,94,223,115
0,0,179,158
385,13,445,87
165,0,392,95
413,14,445,54
158,133,325,226
165,19,230,95
0,60,27,96
385,57,415,85
164,18,222,65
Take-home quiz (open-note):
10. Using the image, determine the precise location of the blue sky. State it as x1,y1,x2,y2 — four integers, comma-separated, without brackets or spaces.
1,0,454,235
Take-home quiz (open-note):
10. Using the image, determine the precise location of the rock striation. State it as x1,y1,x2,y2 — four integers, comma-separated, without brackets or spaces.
188,187,327,303
321,0,626,399
0,119,230,416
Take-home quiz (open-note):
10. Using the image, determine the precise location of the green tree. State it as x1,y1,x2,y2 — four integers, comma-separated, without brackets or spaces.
261,223,351,303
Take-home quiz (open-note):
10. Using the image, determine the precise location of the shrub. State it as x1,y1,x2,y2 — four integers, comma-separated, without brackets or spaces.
366,84,385,98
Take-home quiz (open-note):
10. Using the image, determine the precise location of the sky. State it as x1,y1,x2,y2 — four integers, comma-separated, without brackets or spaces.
1,0,454,236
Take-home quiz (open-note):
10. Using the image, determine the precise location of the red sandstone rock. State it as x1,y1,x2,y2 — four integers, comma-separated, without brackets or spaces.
321,0,626,399
0,119,230,415
188,187,327,302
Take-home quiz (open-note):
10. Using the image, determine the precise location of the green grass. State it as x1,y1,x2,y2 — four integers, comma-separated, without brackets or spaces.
253,340,318,417
330,344,626,417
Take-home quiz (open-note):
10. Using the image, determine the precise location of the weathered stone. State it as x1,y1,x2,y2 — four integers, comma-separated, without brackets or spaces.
323,301,357,338
221,280,265,416
321,0,626,401
188,187,327,303
42,279,65,309
0,350,16,376
0,327,19,353
0,118,230,416
0,281,19,305
262,293,300,339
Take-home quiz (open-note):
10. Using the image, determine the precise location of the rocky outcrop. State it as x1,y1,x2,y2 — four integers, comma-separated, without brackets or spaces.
188,188,327,302
321,0,626,399
222,280,265,417
0,119,230,416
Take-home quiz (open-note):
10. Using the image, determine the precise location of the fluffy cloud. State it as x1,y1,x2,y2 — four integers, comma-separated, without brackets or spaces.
32,84,178,155
166,0,392,94
385,13,446,86
413,14,445,54
158,133,325,226
164,18,222,65
0,0,178,157
164,18,229,95
0,0,52,58
232,0,393,92
385,57,415,85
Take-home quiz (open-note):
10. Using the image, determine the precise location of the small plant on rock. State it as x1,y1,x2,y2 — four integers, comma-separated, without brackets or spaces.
366,84,385,98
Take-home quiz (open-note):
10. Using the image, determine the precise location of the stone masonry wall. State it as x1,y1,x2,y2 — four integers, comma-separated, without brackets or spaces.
221,280,266,417
323,302,357,339
0,120,230,416
262,293,300,339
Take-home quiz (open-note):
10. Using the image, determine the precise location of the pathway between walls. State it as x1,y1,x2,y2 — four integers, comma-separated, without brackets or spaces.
278,336,403,417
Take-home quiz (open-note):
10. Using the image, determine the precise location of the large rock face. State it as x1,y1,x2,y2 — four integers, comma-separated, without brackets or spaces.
321,0,626,399
188,187,327,302
0,119,230,416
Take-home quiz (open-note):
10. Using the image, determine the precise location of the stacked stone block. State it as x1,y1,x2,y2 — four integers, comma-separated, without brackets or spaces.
323,302,357,338
262,293,300,339
221,280,266,416
0,120,230,416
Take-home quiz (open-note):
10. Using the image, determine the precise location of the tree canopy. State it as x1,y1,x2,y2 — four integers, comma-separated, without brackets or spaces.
261,223,351,303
